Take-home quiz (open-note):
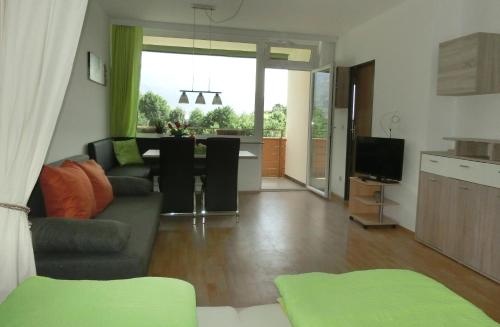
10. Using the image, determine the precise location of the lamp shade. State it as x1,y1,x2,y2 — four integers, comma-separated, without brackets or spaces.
212,93,222,105
178,91,189,104
195,92,206,104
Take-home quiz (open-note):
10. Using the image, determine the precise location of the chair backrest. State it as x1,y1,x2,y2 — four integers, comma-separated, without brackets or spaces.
205,138,240,212
159,137,195,213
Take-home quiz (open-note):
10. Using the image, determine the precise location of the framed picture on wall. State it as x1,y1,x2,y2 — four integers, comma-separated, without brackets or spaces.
88,52,106,85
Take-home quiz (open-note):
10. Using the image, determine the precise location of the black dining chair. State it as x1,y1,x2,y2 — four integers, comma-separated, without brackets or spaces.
201,137,240,224
159,137,196,224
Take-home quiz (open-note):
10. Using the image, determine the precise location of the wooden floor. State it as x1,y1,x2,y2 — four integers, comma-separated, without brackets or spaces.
149,191,500,322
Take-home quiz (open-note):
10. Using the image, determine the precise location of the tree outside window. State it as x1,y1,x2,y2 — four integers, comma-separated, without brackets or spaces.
136,91,287,137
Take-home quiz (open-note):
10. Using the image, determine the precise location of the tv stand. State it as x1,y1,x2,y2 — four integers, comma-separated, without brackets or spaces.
348,177,399,229
360,176,399,184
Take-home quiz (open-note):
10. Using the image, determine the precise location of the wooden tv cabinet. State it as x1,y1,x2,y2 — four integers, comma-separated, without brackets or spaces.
416,151,500,283
348,177,399,229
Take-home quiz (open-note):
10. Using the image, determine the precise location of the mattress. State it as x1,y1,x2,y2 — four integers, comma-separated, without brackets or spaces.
197,304,292,327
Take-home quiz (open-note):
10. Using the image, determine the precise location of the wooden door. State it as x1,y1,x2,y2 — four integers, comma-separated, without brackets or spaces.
353,63,374,137
344,61,375,199
446,180,486,267
415,172,450,250
480,186,500,280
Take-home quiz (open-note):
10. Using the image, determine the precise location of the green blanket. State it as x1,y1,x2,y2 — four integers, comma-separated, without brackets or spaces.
275,269,498,327
0,276,197,327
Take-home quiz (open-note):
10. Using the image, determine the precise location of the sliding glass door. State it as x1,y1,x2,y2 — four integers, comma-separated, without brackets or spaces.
307,65,334,197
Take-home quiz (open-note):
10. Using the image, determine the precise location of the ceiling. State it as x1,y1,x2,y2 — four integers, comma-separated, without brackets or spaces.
96,0,406,37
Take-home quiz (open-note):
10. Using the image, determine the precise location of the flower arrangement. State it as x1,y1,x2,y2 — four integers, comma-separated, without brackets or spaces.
168,121,190,137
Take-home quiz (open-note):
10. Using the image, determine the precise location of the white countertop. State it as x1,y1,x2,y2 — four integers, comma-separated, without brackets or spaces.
143,149,258,159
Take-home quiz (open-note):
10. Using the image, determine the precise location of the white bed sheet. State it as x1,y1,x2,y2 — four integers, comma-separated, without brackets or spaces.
197,304,292,327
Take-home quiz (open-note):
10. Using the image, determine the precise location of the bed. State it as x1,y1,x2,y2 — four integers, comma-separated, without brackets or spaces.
1,270,498,327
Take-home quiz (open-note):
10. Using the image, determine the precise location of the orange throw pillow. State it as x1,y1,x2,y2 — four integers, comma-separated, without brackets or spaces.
40,164,97,219
66,160,113,214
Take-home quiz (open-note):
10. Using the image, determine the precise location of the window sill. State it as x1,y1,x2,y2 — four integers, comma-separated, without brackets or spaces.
136,133,263,144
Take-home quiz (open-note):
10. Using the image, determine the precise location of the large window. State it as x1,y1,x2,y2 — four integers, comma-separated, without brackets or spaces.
138,38,257,136
137,37,317,137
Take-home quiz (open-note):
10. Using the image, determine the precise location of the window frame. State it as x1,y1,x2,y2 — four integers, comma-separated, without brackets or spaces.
137,47,260,140
263,43,319,71
138,29,324,142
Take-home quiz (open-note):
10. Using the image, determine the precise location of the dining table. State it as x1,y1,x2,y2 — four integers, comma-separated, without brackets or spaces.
142,149,258,159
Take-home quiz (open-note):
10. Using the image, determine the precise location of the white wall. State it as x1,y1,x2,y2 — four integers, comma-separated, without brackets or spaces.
285,71,311,183
330,109,348,197
46,0,110,162
334,0,465,230
333,0,500,230
454,0,500,140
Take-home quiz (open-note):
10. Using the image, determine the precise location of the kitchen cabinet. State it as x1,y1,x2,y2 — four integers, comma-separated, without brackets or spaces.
416,152,500,282
437,32,500,96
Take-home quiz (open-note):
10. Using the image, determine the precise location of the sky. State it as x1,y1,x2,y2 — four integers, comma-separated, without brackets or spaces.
140,52,288,116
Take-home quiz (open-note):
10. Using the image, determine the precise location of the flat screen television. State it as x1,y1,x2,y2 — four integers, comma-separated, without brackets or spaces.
355,137,405,182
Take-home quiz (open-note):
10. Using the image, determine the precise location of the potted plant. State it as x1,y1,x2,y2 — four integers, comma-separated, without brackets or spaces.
153,119,166,134
168,121,190,138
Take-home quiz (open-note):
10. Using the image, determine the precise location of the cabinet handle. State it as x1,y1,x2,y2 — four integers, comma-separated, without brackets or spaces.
429,178,438,182
430,160,439,163
459,186,470,191
459,164,470,168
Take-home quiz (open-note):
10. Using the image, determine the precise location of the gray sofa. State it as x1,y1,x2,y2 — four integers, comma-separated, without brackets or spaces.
27,155,162,280
88,138,152,179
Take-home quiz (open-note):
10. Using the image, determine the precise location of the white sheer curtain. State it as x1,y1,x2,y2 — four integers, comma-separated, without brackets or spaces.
0,0,88,301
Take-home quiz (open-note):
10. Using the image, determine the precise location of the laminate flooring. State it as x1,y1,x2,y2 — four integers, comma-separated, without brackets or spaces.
149,191,500,321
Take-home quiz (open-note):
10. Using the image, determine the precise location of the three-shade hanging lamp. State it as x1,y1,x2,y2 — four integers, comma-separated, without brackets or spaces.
178,5,222,105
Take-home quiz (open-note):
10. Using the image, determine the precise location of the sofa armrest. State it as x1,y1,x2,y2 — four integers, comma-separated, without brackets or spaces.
108,176,153,196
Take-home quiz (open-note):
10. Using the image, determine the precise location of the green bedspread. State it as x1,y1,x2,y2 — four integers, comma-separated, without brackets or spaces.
0,276,197,327
275,269,498,327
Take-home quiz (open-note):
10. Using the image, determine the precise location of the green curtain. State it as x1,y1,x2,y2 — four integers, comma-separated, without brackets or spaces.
110,25,143,137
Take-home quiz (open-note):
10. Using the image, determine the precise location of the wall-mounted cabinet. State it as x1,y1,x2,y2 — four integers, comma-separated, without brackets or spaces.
437,32,500,96
335,66,350,108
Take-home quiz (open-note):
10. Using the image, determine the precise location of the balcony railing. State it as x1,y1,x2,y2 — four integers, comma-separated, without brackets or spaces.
137,126,286,138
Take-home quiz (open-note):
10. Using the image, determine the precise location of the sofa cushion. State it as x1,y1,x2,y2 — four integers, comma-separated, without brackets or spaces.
108,176,153,196
112,139,144,166
40,164,96,219
107,165,151,178
95,193,161,266
67,160,113,214
28,155,90,218
31,218,131,253
88,139,117,172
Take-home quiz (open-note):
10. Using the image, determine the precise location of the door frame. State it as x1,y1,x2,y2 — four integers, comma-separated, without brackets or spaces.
344,60,375,200
306,64,336,198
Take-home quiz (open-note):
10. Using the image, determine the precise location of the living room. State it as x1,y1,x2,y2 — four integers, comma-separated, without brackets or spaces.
1,0,500,326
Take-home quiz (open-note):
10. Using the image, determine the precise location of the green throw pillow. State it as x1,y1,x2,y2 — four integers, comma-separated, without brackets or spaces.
112,139,144,166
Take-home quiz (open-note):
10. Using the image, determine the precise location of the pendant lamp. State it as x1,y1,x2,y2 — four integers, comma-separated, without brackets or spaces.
179,91,189,104
195,92,206,104
212,93,222,105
